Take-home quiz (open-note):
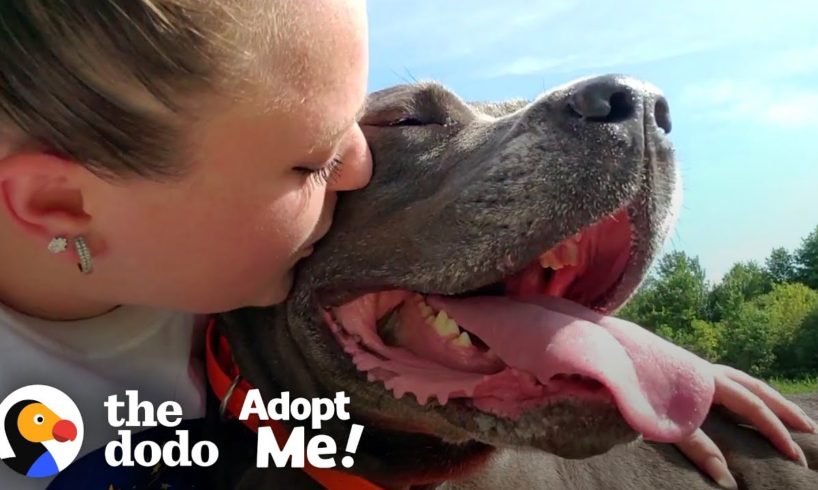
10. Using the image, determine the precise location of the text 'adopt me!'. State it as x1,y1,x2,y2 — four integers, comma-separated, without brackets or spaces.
101,391,364,469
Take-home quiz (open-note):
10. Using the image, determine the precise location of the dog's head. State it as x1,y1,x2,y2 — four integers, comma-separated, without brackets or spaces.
222,75,711,485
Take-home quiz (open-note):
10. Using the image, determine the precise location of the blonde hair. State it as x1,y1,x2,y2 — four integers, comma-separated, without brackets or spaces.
0,0,295,180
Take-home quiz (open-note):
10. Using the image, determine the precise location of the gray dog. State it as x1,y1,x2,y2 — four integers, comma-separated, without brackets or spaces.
214,75,818,489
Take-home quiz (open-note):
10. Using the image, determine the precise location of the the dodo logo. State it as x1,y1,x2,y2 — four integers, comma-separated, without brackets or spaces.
0,385,83,478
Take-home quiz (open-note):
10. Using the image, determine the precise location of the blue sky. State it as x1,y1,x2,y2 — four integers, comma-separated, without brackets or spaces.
366,0,818,283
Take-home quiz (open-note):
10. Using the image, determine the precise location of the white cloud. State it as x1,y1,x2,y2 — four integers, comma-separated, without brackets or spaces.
766,93,818,126
478,56,576,78
765,45,818,77
368,0,578,65
369,0,818,76
477,40,719,78
681,78,818,128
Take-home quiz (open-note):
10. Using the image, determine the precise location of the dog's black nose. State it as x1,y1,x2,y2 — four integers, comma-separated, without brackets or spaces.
566,75,671,133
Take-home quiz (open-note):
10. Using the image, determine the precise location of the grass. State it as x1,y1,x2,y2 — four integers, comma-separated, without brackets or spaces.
768,377,818,395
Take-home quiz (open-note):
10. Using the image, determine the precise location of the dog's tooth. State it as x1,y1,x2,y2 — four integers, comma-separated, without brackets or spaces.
419,302,433,318
453,331,472,348
432,311,459,338
539,250,555,268
563,241,580,266
550,261,566,271
539,250,565,270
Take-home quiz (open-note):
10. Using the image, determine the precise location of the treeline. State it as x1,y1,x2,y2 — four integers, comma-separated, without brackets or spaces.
618,225,818,378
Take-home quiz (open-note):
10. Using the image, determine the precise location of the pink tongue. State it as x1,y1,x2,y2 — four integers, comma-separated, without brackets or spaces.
428,295,715,443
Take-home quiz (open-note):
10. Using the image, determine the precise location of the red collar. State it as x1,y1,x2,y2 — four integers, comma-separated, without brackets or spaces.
205,318,383,490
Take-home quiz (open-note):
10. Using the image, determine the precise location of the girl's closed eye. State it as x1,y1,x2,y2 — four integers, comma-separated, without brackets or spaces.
295,155,345,187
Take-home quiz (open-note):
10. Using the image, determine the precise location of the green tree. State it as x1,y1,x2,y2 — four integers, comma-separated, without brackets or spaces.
617,276,656,329
658,319,725,363
766,247,796,284
616,224,818,380
762,283,818,376
707,261,772,322
721,305,777,376
648,251,709,333
794,225,818,290
618,252,708,335
720,283,818,377
791,307,818,374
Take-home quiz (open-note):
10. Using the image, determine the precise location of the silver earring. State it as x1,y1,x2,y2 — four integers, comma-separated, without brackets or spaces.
73,236,93,274
48,237,69,254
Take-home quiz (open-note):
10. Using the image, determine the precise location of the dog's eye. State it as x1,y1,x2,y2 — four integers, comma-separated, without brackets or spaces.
361,108,447,128
388,117,428,127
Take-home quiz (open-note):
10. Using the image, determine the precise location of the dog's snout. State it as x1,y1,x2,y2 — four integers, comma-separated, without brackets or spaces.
565,75,672,134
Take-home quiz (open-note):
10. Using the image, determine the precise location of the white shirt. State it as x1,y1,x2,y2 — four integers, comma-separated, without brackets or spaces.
0,303,207,489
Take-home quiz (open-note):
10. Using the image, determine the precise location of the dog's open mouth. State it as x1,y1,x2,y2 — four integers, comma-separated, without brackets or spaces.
322,206,713,444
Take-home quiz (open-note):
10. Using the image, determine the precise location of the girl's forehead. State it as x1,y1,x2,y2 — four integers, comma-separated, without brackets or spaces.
220,0,369,111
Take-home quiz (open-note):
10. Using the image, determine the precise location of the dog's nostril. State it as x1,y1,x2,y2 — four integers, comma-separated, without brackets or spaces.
568,86,635,124
605,92,636,123
654,96,672,134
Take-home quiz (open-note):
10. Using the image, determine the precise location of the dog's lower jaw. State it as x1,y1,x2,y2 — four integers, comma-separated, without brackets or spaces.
343,431,496,488
216,303,632,485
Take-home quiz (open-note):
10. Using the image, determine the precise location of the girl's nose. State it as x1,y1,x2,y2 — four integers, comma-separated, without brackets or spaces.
327,123,372,192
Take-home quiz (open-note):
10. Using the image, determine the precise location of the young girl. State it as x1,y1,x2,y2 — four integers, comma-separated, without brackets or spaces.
0,1,811,489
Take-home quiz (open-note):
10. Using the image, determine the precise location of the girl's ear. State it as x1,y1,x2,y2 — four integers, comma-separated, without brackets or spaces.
0,151,92,241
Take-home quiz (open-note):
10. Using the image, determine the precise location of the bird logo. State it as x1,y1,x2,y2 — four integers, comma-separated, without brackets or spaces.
0,385,83,478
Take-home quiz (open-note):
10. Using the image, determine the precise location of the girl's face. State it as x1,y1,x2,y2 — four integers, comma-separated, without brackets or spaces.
81,0,373,313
